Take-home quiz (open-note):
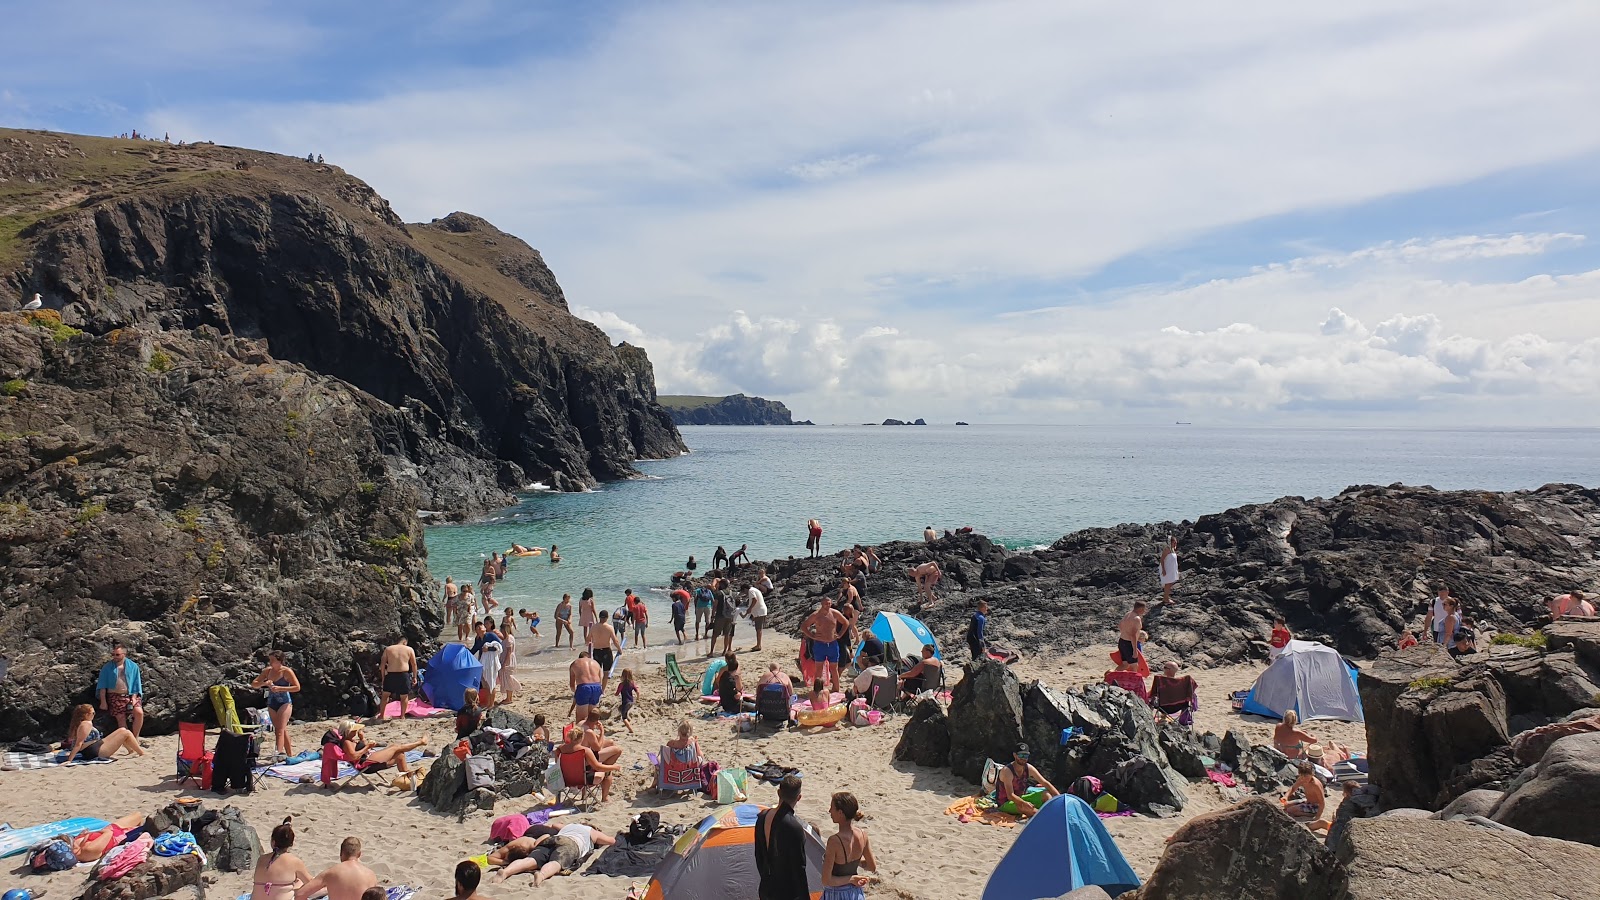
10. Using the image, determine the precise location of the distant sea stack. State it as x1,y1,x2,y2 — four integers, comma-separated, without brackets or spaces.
660,393,803,425
0,128,687,739
881,418,928,426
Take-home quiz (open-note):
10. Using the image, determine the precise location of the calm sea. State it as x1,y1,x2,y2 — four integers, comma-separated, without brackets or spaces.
424,425,1599,621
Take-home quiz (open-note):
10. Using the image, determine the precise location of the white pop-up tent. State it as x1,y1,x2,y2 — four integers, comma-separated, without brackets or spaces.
1241,640,1364,722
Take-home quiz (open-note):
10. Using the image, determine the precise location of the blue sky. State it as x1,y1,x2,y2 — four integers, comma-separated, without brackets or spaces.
7,1,1600,424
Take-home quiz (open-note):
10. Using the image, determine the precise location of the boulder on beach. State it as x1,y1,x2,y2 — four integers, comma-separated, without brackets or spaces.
1335,815,1600,899
1130,798,1345,900
1490,732,1600,846
895,697,952,768
946,658,1025,782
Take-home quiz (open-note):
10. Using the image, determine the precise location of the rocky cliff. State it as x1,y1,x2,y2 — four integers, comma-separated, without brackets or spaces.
746,483,1600,667
0,129,685,738
660,393,797,425
1,129,685,510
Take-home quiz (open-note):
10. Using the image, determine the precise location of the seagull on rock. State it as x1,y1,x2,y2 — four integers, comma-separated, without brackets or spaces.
22,294,43,310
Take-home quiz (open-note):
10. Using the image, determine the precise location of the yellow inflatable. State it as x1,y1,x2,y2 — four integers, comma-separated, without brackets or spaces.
508,548,544,557
795,704,848,727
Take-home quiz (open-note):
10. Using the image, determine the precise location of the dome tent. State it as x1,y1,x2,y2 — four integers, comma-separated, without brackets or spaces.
1241,640,1364,722
644,803,825,900
421,643,482,711
982,794,1141,899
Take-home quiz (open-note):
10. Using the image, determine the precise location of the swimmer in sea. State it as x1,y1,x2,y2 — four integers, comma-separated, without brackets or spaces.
550,545,561,563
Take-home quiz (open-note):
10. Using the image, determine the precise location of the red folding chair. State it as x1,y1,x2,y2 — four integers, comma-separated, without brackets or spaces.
175,721,214,789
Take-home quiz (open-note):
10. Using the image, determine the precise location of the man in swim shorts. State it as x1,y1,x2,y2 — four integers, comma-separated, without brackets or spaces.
1117,602,1146,672
378,636,417,720
801,598,850,692
569,651,603,723
589,611,622,690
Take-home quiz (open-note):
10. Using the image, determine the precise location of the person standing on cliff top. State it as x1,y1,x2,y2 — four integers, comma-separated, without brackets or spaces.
1158,537,1180,603
1117,602,1146,672
807,519,823,558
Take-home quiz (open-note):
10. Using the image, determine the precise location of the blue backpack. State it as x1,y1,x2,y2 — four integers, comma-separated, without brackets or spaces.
29,839,76,872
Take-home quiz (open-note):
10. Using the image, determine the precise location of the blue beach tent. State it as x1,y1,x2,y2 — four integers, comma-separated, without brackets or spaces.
422,643,482,710
851,612,940,665
982,795,1141,899
1241,640,1364,722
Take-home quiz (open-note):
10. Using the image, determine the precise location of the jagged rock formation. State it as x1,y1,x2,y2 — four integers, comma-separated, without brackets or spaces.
1,129,685,511
0,313,435,738
748,484,1600,669
660,393,796,425
0,128,685,738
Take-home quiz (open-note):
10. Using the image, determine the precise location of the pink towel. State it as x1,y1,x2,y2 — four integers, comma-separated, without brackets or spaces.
1207,770,1237,787
382,699,448,718
490,814,531,842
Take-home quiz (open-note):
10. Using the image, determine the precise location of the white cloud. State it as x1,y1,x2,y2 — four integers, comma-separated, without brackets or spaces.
786,154,880,181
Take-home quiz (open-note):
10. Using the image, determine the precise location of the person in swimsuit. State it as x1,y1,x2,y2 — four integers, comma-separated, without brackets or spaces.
293,836,377,900
1281,760,1327,826
1159,536,1180,603
456,585,475,641
62,702,143,761
1116,602,1145,672
70,812,146,862
442,576,458,631
712,545,729,573
801,597,850,692
96,642,145,739
251,650,301,756
1272,710,1319,758
806,519,823,558
554,727,620,803
907,561,942,605
821,792,876,900
718,655,756,713
452,859,490,900
578,588,598,651
322,722,426,780
569,651,604,723
995,744,1059,818
549,544,561,563
252,818,312,900
553,593,576,648
589,611,622,690
728,543,750,570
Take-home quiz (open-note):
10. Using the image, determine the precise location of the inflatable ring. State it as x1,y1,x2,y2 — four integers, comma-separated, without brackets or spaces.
997,786,1048,815
795,704,848,727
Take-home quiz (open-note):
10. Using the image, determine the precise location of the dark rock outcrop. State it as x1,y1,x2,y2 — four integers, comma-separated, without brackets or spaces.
894,697,951,768
81,852,203,900
753,485,1600,672
1336,815,1600,900
1489,732,1600,846
0,316,435,738
661,393,796,426
1132,798,1345,900
945,659,1024,782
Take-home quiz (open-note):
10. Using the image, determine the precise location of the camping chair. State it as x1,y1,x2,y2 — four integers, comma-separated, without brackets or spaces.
664,653,696,702
755,684,792,729
651,744,708,794
319,742,384,791
175,721,214,789
555,746,598,809
867,674,900,713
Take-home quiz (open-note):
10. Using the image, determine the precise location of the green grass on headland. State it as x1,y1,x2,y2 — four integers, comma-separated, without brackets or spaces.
657,395,724,410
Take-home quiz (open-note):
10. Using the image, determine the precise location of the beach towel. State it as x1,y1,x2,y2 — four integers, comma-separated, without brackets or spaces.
261,750,425,782
96,833,153,880
1,750,115,770
944,796,1020,828
385,887,416,900
380,699,450,719
0,817,110,857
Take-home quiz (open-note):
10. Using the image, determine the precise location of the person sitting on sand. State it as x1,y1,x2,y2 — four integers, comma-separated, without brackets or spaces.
321,721,426,780
70,812,147,862
1272,710,1319,758
451,859,490,900
493,823,615,885
252,818,312,900
293,837,376,900
555,727,620,802
581,709,624,766
807,678,831,711
995,744,1059,819
718,654,757,713
898,645,943,698
62,702,144,761
1281,760,1327,827
455,693,482,739
821,792,877,900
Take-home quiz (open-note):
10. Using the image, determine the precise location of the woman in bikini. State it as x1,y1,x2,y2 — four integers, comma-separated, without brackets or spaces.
820,792,876,900
322,722,428,780
554,593,575,648
250,650,300,758
70,812,147,862
1272,710,1319,759
251,818,311,900
62,703,143,761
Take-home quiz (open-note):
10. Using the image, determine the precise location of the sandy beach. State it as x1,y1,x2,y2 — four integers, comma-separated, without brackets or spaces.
0,632,1365,900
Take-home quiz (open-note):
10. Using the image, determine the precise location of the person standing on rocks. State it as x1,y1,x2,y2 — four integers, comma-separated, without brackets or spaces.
807,518,823,558
907,561,942,605
1159,537,1180,603
729,543,750,570
712,545,729,573
1424,585,1454,644
96,642,145,740
966,600,989,661
802,597,850,692
377,636,417,721
924,525,937,543
1117,602,1146,672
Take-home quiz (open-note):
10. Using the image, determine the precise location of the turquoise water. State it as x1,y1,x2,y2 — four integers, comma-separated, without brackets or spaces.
424,425,1600,621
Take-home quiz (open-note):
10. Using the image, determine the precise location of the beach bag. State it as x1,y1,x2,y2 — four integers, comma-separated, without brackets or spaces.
1094,793,1122,813
628,812,661,844
1069,776,1102,804
545,758,565,791
29,840,76,873
980,758,1001,794
465,754,497,791
715,767,749,804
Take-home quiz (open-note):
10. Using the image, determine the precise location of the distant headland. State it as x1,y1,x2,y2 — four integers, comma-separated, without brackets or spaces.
659,393,809,425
